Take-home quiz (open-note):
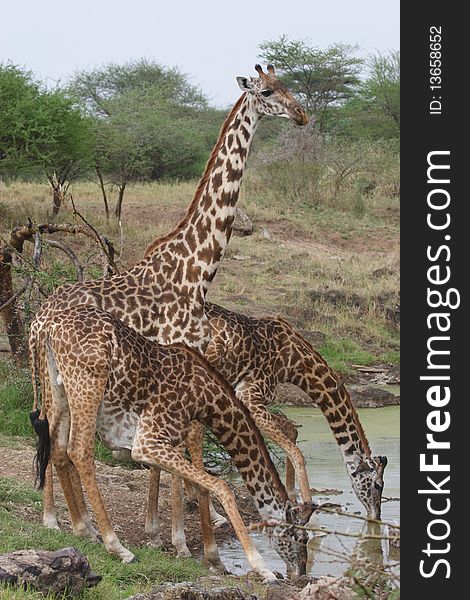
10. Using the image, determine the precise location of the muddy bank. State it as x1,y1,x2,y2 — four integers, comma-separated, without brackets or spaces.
276,382,399,409
275,363,400,409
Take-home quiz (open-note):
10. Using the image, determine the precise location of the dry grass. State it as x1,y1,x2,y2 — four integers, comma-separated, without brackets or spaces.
0,174,399,371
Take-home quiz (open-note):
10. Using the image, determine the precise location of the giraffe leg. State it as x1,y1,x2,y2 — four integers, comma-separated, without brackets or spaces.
145,467,164,548
48,415,100,542
67,415,136,563
44,356,100,541
171,474,192,557
270,412,300,501
248,404,312,504
42,464,60,529
131,432,277,582
186,422,226,573
68,462,101,540
41,376,60,529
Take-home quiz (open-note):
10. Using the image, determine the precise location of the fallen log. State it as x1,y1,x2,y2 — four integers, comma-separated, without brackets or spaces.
0,547,101,596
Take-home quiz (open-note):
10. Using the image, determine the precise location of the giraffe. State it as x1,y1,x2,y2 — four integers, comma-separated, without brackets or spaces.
32,305,316,581
203,302,388,518
29,64,309,533
145,302,387,556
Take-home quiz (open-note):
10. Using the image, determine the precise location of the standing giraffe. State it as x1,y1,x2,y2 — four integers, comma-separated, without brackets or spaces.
30,64,309,539
146,303,388,554
33,306,315,581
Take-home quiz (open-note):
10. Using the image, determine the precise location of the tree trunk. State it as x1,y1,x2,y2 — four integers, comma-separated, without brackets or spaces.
96,167,110,221
0,246,26,362
114,182,127,221
0,547,101,596
51,185,63,219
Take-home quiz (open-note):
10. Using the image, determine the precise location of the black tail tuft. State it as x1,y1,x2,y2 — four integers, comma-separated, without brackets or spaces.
30,410,51,490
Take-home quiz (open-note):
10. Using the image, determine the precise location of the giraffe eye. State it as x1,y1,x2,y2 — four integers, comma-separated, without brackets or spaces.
261,89,273,97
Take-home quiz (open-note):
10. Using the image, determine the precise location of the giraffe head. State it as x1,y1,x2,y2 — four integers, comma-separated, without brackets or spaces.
266,501,316,578
236,64,309,126
348,455,388,520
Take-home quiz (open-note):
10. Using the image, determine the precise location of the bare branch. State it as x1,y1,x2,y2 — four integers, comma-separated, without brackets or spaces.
46,240,84,281
69,195,118,276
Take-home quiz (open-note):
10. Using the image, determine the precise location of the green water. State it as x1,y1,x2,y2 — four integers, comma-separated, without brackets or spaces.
219,405,400,578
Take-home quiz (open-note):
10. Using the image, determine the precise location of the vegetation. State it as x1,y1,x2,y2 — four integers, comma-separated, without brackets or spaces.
0,476,206,600
0,37,399,597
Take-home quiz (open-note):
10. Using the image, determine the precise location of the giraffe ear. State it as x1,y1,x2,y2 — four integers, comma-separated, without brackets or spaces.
237,77,255,92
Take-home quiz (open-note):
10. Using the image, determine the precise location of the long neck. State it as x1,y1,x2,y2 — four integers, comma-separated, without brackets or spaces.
283,333,371,463
144,93,260,292
195,364,288,520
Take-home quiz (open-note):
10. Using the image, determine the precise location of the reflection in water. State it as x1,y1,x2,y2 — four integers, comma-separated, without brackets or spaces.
218,406,400,578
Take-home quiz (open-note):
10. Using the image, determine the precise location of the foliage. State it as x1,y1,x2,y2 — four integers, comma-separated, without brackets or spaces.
0,358,34,437
0,63,93,190
258,36,364,130
324,51,400,140
68,60,219,217
69,58,209,117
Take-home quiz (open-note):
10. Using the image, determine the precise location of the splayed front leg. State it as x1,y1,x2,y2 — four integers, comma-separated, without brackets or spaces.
132,430,277,583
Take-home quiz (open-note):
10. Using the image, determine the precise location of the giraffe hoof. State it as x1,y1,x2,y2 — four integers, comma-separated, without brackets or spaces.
211,515,229,529
176,548,192,558
123,554,139,564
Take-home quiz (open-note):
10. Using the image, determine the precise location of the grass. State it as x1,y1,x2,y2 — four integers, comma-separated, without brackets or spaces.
1,170,399,374
0,477,206,600
0,359,35,437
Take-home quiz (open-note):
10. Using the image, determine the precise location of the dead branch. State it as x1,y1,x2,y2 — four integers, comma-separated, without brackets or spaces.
46,240,84,281
69,195,117,276
7,220,116,277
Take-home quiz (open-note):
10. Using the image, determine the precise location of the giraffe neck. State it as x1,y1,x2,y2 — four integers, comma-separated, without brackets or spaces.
291,366,371,461
144,93,260,292
193,359,288,520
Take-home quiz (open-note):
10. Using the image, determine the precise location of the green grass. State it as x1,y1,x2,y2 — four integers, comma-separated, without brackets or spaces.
0,359,34,437
0,476,206,600
319,338,378,374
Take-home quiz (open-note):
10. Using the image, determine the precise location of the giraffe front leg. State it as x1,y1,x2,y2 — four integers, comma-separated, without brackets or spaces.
145,467,164,548
270,412,300,501
186,422,227,573
132,432,277,583
250,405,312,504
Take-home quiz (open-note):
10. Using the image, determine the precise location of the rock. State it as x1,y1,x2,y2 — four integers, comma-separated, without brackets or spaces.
0,547,101,596
233,208,254,237
295,576,355,600
126,582,258,600
260,227,271,240
349,385,400,408
232,255,252,262
265,581,298,600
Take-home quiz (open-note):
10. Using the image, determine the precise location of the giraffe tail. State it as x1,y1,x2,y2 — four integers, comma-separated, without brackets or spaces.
30,409,50,490
29,323,41,414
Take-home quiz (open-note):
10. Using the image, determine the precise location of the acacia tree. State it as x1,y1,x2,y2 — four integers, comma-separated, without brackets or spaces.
0,64,92,217
324,50,400,140
367,51,400,127
69,60,216,219
258,36,363,131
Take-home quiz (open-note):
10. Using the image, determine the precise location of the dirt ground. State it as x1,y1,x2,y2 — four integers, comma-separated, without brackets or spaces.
0,440,260,557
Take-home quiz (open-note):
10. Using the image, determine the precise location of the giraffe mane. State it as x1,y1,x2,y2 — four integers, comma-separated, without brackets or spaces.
144,93,248,258
171,341,289,504
274,315,372,458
